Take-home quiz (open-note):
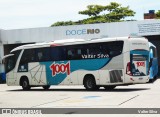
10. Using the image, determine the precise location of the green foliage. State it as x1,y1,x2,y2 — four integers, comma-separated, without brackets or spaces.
51,2,135,26
51,21,75,26
78,5,106,17
156,10,160,19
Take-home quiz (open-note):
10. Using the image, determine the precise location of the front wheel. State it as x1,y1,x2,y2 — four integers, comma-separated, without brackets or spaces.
42,85,50,90
22,78,31,90
84,77,99,91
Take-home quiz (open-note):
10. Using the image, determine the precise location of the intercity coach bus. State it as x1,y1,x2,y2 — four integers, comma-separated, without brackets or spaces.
149,42,158,82
3,37,150,90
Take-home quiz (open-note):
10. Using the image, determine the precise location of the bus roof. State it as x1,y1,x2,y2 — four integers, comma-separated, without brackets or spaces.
10,36,146,53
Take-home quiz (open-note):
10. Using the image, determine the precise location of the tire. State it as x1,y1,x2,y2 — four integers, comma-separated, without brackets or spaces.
21,78,31,90
154,75,157,79
42,85,50,90
149,79,153,83
104,86,116,90
84,77,99,91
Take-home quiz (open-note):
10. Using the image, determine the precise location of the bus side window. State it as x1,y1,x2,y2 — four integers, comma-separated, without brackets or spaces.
51,46,67,61
18,49,35,72
107,41,123,57
88,43,100,55
35,48,51,62
77,49,82,59
38,52,43,60
67,50,74,59
66,45,73,60
66,45,86,60
20,49,35,63
36,49,44,61
75,44,88,59
51,47,59,61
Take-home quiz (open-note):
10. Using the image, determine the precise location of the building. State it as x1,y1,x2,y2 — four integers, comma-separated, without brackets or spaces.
0,20,160,66
144,10,157,19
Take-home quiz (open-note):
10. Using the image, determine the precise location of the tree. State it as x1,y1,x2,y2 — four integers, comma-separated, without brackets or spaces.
51,2,135,26
156,10,160,19
51,21,75,27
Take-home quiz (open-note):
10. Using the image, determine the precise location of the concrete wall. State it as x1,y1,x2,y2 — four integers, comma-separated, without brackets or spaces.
1,20,160,44
0,30,4,63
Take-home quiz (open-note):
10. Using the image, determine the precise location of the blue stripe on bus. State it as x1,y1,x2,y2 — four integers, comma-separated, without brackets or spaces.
40,58,111,85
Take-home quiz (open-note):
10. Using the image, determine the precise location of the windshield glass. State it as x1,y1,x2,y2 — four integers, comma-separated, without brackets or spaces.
4,55,15,73
4,50,21,73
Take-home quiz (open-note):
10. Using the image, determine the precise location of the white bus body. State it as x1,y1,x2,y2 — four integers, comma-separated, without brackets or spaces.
3,37,149,90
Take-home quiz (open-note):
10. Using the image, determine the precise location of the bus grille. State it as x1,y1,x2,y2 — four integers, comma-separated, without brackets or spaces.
109,70,123,83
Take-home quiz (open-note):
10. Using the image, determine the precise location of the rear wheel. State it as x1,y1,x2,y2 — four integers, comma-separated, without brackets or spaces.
104,86,116,90
84,76,99,90
42,85,50,90
149,79,153,83
154,75,157,79
21,78,31,90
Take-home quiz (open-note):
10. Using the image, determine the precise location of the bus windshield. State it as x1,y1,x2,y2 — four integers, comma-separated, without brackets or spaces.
3,50,21,73
4,55,15,73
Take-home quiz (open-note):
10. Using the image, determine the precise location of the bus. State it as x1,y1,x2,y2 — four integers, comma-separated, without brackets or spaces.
3,37,150,90
0,63,6,83
149,42,158,82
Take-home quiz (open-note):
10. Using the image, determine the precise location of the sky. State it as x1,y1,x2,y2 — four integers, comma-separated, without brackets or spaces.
0,0,160,30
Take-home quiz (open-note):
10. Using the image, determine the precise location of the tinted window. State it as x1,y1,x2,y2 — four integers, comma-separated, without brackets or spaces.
65,41,123,60
4,50,21,73
4,56,15,73
66,44,88,60
51,46,67,61
35,48,51,62
11,50,21,62
20,49,36,64
18,49,35,72
153,47,157,58
150,47,158,58
18,41,123,64
106,41,123,57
